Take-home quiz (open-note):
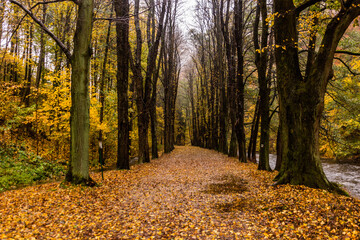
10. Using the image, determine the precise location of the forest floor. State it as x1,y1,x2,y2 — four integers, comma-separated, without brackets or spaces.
1,146,360,239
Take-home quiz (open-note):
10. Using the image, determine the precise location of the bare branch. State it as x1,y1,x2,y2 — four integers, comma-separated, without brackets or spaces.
295,0,324,16
334,57,360,76
335,50,360,56
30,0,77,10
10,0,72,61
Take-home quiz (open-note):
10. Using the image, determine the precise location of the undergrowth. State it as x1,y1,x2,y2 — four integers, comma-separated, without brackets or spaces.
0,145,65,192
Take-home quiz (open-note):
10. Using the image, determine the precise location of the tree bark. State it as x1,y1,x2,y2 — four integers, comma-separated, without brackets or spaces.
220,0,237,157
254,0,271,171
275,124,282,171
98,9,112,168
163,0,179,153
66,0,94,185
248,97,260,163
35,4,47,89
0,2,4,48
234,0,246,162
22,24,33,108
114,0,130,169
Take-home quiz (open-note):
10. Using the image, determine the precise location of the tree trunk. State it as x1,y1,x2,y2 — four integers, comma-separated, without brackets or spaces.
254,0,271,171
248,97,260,163
150,101,158,158
275,125,282,171
35,4,47,89
150,41,164,159
0,2,4,48
98,9,112,168
273,0,360,194
114,0,130,169
234,0,246,162
66,0,94,185
22,24,33,108
229,125,237,157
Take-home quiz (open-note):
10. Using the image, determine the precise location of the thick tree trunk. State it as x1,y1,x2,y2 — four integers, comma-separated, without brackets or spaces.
115,0,130,169
273,0,360,194
66,0,94,185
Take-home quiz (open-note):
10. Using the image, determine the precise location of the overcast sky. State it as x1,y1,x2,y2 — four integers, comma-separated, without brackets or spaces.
178,0,197,32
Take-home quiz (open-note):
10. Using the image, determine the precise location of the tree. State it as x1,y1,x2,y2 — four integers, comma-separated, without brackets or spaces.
253,0,271,170
114,0,130,169
220,0,237,157
273,0,360,194
163,0,181,153
234,0,246,162
98,6,112,169
10,0,95,185
0,2,5,48
66,0,94,185
130,0,168,163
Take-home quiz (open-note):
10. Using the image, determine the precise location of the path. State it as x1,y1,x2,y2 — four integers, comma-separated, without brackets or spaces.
1,146,359,239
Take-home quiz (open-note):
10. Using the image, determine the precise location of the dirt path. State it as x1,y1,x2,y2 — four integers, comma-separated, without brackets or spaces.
1,146,359,239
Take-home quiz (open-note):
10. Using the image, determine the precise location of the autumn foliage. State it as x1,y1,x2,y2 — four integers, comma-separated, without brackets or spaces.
1,147,359,239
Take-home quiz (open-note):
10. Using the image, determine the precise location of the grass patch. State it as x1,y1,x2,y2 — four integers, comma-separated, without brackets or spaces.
0,145,65,192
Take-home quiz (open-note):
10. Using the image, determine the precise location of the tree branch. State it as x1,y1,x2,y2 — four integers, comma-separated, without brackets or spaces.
10,0,72,61
335,50,360,56
30,0,77,10
334,57,360,76
295,0,324,16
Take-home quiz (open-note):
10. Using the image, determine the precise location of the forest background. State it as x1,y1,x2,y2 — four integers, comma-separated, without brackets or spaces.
0,0,359,192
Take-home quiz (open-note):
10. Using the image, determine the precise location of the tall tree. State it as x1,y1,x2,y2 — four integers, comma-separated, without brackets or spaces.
98,7,112,169
163,0,180,153
273,0,360,193
234,0,246,162
67,0,94,184
253,0,271,170
0,1,4,46
220,0,237,157
35,4,47,88
10,0,95,185
131,0,167,162
114,0,130,169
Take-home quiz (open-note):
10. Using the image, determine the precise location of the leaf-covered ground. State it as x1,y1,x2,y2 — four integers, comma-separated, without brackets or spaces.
1,146,359,239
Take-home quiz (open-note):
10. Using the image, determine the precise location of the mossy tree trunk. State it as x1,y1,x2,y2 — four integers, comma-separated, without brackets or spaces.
273,0,360,194
66,0,94,185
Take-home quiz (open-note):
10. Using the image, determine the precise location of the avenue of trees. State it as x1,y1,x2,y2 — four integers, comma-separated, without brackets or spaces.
185,0,360,194
0,0,359,194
